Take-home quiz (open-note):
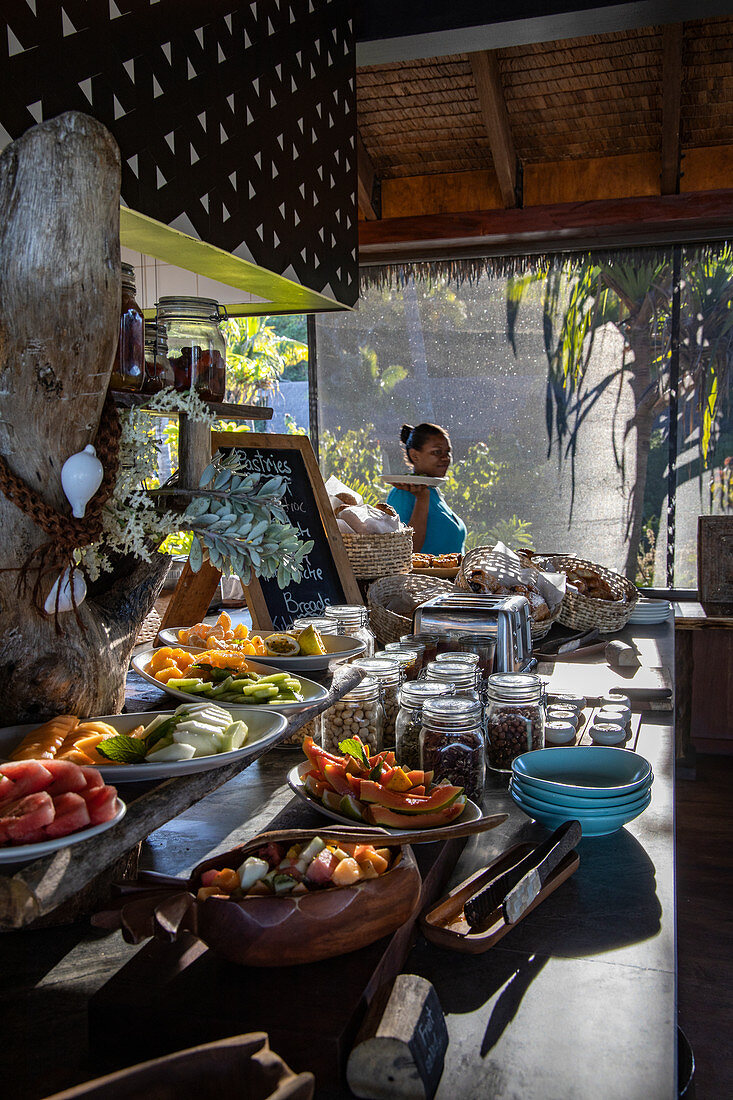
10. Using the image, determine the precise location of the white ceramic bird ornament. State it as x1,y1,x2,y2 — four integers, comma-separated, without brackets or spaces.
44,567,87,615
61,444,104,519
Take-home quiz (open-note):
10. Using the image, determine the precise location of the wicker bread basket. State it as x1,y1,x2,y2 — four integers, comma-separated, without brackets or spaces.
542,554,638,633
340,527,414,580
454,546,561,640
368,574,456,646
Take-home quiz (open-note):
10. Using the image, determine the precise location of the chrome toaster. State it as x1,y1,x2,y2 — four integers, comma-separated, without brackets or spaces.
413,594,534,673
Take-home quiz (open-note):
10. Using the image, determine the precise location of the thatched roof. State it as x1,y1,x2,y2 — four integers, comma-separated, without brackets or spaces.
356,16,733,234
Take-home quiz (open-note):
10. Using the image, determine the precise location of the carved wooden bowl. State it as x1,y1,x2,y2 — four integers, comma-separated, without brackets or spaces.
96,835,422,968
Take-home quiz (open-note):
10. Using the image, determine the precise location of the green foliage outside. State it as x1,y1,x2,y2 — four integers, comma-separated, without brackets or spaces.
319,425,386,506
223,316,307,402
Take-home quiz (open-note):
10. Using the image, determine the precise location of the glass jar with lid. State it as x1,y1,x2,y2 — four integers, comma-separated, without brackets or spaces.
156,295,227,401
354,657,402,747
324,604,375,658
279,617,338,747
425,660,480,702
435,650,481,688
142,319,174,394
383,644,423,679
419,697,485,803
395,680,455,770
458,633,497,680
111,262,144,392
400,633,439,664
485,672,545,772
318,676,383,755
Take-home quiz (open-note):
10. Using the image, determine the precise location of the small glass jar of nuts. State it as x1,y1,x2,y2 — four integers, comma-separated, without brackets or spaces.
317,676,383,756
353,657,402,749
485,673,545,773
419,697,485,803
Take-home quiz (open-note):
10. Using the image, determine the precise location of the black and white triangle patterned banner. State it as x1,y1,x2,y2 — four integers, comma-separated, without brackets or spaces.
1,0,358,306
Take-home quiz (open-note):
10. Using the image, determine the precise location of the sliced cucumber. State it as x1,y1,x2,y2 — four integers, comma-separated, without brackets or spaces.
146,741,197,762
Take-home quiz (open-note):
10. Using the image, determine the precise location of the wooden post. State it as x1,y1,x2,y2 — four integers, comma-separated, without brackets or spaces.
0,112,168,723
347,975,448,1099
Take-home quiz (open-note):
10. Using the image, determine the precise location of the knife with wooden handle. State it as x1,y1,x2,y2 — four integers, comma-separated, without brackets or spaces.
502,819,582,924
464,820,581,928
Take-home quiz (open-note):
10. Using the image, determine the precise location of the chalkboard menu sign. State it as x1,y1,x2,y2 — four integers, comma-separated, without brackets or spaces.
211,432,362,629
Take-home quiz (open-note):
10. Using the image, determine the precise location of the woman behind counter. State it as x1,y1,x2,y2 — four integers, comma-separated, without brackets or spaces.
387,423,467,555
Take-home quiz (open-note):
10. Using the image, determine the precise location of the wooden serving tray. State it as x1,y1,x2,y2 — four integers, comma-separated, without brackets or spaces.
420,842,579,954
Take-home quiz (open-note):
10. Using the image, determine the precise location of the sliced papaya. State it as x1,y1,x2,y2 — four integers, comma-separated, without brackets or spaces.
384,766,414,792
339,794,366,821
302,736,343,770
364,801,466,829
405,769,434,788
346,773,363,798
358,779,464,814
321,790,344,813
304,774,326,799
323,763,353,796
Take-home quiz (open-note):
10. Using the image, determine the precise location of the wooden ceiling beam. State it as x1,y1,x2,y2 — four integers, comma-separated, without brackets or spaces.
358,190,733,261
469,50,517,208
661,23,684,195
357,130,379,220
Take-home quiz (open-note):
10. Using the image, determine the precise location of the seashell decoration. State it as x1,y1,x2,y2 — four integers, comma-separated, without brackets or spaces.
61,444,104,519
44,567,87,615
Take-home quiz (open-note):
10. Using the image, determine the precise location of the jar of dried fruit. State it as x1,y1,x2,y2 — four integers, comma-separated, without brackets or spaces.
156,295,227,402
485,673,545,773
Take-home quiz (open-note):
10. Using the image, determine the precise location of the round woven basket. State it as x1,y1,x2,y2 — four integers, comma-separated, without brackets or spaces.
368,574,456,646
454,546,561,640
340,528,413,580
541,555,638,633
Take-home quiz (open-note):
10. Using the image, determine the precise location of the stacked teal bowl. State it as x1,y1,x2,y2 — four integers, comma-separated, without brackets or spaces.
510,747,653,836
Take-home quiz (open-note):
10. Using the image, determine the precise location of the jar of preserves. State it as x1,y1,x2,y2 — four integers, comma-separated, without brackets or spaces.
419,697,485,803
395,680,455,770
324,604,375,658
318,676,383,755
485,673,545,772
156,295,227,401
111,262,144,392
142,320,174,394
382,644,422,680
425,660,480,702
353,657,402,747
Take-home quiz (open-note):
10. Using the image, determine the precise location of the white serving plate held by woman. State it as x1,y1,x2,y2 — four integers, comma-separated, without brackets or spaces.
130,651,329,715
381,474,446,487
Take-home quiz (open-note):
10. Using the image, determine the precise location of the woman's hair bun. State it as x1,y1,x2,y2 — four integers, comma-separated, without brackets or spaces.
400,424,414,444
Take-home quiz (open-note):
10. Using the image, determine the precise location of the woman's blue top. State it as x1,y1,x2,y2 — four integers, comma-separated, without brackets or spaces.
386,487,467,555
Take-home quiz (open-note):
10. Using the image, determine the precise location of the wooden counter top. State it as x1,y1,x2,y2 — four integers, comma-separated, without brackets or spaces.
0,618,676,1099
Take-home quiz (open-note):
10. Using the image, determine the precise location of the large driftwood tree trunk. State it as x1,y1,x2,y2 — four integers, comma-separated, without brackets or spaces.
0,112,167,724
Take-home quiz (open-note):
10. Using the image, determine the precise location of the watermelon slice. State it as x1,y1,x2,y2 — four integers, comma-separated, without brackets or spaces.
0,760,53,805
80,766,104,790
45,792,91,838
80,785,118,825
0,791,56,843
43,760,88,796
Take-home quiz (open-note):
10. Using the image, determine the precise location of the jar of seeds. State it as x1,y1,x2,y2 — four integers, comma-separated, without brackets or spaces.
485,673,545,772
324,604,375,658
317,676,383,755
419,697,485,803
395,681,455,770
353,657,402,748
